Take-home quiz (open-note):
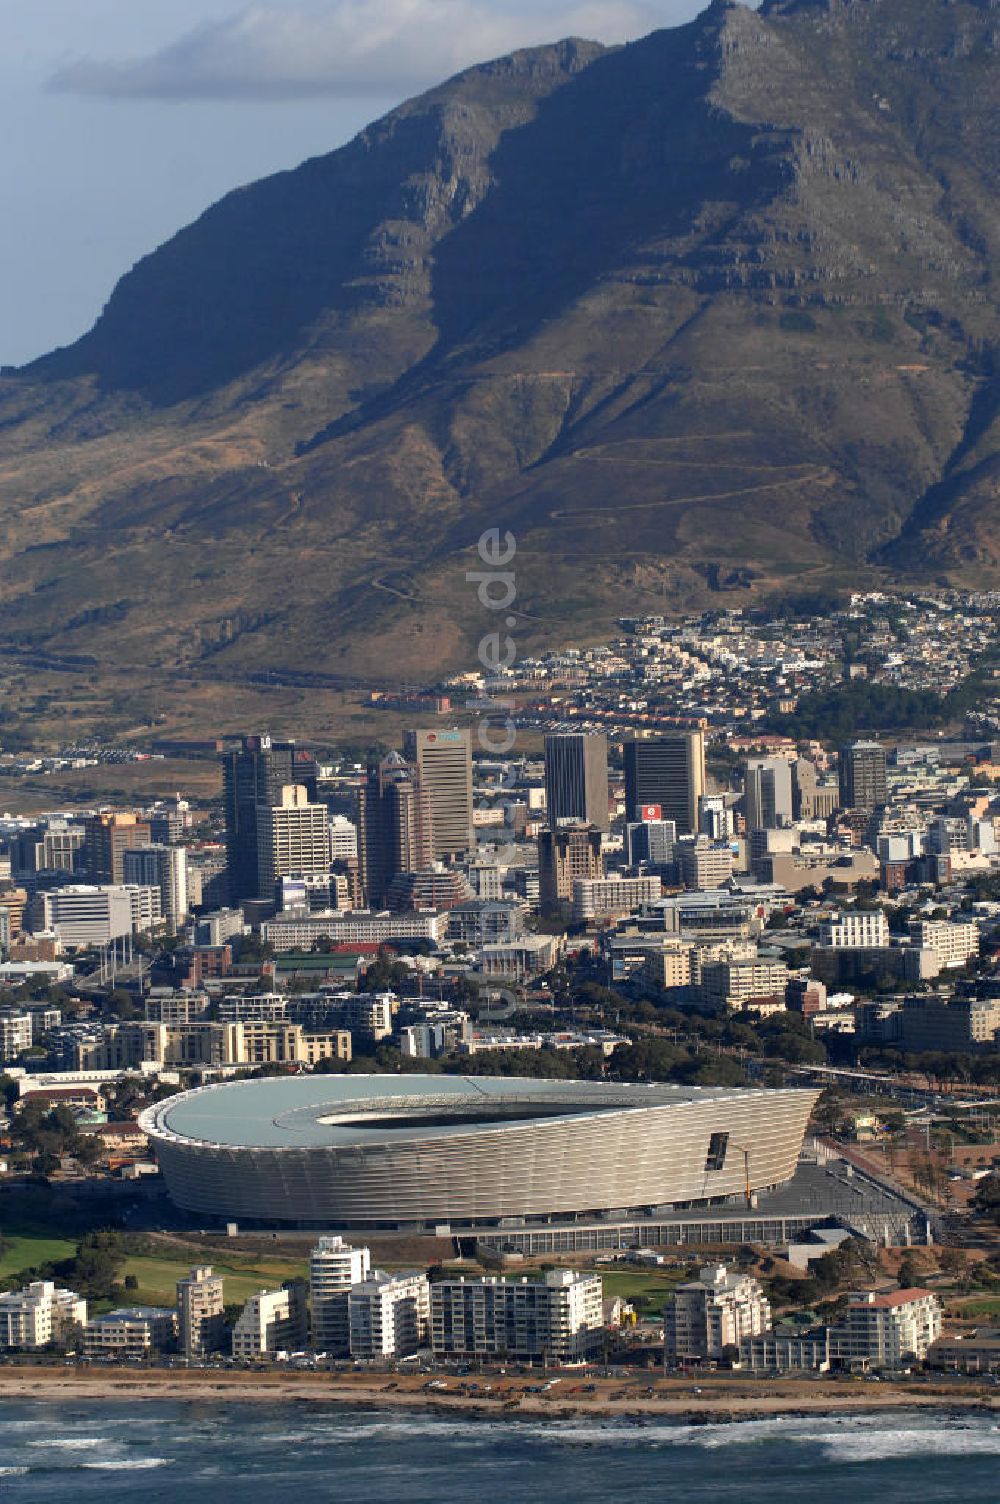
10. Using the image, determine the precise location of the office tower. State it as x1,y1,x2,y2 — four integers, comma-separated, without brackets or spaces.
222,735,317,905
623,732,705,835
791,756,818,820
357,752,433,908
698,795,733,842
537,824,603,914
123,845,189,933
743,758,793,831
14,820,84,880
256,785,331,899
403,728,474,858
625,817,677,868
838,740,887,812
328,815,358,861
176,1265,225,1359
309,1236,371,1356
543,733,610,832
83,812,151,884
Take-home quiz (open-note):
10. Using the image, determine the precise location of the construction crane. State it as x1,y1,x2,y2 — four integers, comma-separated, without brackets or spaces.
731,1142,755,1209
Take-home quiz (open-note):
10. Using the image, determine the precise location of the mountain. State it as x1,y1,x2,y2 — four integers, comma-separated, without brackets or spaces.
2,0,1000,714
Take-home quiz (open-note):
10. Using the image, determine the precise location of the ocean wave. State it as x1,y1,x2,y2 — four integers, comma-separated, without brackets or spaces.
0,1466,29,1476
80,1457,173,1470
28,1437,105,1449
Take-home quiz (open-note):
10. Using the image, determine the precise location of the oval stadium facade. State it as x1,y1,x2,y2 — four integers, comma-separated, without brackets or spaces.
140,1075,819,1230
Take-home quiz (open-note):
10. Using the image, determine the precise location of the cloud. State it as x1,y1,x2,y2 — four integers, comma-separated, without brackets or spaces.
47,0,684,102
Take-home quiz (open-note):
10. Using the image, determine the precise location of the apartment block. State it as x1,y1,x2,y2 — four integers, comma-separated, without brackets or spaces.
664,1265,771,1362
572,875,662,924
700,957,791,1014
0,1281,87,1349
83,1307,177,1359
829,1289,942,1368
348,1271,430,1360
0,1010,33,1061
309,1236,371,1356
177,1265,226,1359
907,920,980,968
431,1270,603,1363
232,1285,308,1360
818,911,889,948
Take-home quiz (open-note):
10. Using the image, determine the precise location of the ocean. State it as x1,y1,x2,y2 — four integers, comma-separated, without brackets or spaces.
0,1402,998,1502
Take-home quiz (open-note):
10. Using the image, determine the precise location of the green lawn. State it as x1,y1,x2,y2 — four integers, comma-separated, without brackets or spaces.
0,1233,77,1285
950,1294,1000,1320
590,1267,692,1312
120,1253,310,1309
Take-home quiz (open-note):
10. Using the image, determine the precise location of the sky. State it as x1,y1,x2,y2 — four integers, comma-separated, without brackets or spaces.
0,0,716,367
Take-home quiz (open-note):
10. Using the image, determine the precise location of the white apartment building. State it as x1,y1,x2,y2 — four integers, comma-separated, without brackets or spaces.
0,1010,33,1061
83,1307,177,1359
664,1265,771,1361
217,993,289,1022
125,883,163,934
0,1281,87,1349
431,1270,604,1362
830,1289,942,1368
572,875,662,924
309,1236,371,1355
177,1265,225,1359
818,911,889,948
348,1271,430,1360
908,919,980,968
700,956,790,1013
261,911,443,951
232,1285,308,1360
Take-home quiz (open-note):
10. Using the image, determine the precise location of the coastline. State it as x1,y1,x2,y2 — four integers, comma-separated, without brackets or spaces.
2,1367,997,1421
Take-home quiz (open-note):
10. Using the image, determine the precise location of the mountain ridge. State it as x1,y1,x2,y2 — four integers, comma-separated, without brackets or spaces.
0,0,999,711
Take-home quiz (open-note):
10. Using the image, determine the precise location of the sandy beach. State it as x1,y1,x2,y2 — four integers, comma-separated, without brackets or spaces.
0,1367,997,1420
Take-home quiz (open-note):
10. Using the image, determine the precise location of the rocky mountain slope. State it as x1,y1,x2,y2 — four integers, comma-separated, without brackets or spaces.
1,0,999,695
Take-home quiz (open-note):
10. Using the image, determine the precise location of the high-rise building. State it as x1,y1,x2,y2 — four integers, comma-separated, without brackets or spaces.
309,1236,371,1356
14,820,85,880
623,733,705,835
176,1265,225,1359
537,824,603,914
543,733,610,832
0,1281,86,1350
830,1289,941,1366
83,813,151,885
743,758,793,831
222,736,317,904
123,845,189,933
348,1271,430,1360
431,1270,604,1362
403,729,474,859
256,785,331,899
838,741,887,812
231,1284,308,1360
664,1264,771,1362
625,817,677,869
357,753,434,908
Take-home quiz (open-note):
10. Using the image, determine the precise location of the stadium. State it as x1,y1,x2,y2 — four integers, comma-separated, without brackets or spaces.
140,1075,819,1231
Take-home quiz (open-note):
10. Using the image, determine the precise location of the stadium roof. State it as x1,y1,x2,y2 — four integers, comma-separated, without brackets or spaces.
149,1074,753,1151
